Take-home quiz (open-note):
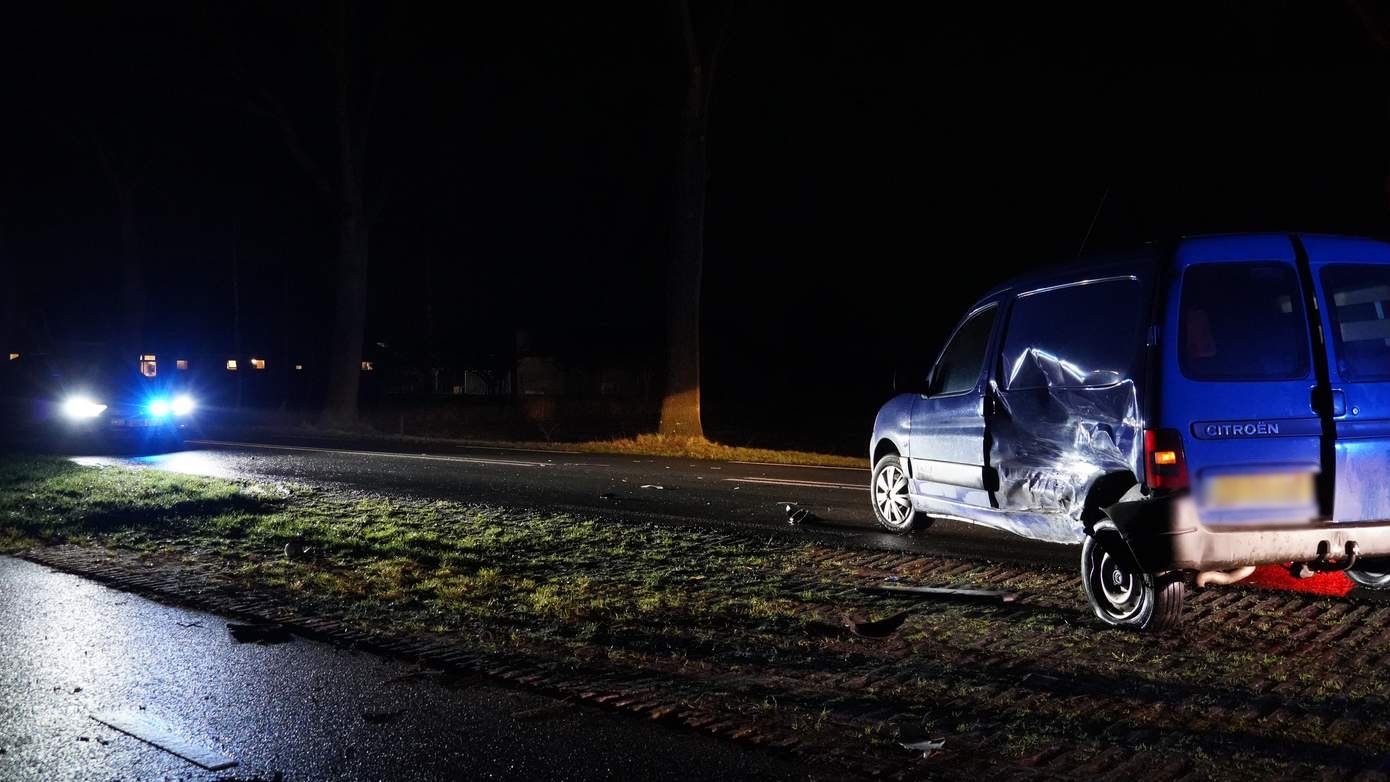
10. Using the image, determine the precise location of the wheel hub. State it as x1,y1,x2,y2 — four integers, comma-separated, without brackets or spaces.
1085,540,1146,622
874,464,911,527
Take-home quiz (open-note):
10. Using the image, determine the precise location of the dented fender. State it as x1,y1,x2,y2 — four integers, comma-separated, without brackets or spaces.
1101,493,1181,574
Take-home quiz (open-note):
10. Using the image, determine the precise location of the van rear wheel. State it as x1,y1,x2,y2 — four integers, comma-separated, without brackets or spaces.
1348,569,1390,589
1082,520,1184,631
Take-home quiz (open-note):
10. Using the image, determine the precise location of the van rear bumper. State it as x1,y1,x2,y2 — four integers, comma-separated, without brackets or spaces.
1104,494,1390,572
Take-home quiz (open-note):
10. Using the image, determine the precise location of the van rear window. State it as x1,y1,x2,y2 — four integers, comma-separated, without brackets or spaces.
1321,264,1390,381
1179,263,1310,380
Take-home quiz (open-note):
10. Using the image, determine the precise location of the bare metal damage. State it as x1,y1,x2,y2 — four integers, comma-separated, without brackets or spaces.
987,378,1144,545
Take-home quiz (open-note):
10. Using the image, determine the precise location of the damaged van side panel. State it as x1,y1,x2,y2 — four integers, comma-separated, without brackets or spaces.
986,267,1156,544
989,382,1145,543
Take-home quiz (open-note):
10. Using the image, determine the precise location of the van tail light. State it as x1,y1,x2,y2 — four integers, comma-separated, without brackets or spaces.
1144,428,1189,490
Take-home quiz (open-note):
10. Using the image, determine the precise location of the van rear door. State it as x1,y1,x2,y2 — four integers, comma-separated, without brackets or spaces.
1300,235,1390,523
1164,236,1324,526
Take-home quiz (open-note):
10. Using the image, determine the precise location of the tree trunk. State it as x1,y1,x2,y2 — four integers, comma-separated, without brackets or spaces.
320,0,370,427
231,230,243,410
116,188,144,361
658,54,710,439
0,229,14,354
322,208,368,426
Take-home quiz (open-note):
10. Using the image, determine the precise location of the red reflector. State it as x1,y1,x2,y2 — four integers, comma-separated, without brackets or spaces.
1145,428,1188,490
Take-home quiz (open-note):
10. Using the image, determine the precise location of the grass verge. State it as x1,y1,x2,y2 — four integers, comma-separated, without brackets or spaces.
235,425,866,468
0,457,822,637
6,455,1390,778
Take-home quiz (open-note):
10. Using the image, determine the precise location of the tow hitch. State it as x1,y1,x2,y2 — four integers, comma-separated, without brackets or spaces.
1290,540,1360,579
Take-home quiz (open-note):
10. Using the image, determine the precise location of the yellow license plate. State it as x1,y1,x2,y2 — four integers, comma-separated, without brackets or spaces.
1205,472,1315,508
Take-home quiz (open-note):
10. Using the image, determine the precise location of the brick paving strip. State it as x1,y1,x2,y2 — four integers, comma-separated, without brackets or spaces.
20,544,962,780
21,540,1390,782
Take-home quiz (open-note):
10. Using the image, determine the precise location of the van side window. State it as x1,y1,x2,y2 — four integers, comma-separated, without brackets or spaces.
1001,279,1144,390
1179,263,1310,380
928,306,997,396
1321,264,1390,380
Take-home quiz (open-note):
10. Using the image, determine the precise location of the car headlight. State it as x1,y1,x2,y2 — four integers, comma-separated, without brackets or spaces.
148,399,171,417
62,396,107,420
171,395,194,416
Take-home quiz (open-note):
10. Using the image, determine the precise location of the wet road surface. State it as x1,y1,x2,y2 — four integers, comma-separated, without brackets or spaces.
88,433,1076,570
0,556,803,781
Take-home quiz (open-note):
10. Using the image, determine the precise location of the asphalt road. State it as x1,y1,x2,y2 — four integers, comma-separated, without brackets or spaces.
0,556,804,781
75,433,1076,570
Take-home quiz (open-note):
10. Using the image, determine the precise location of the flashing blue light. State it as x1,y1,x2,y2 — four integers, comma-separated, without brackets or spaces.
148,399,171,417
171,395,195,416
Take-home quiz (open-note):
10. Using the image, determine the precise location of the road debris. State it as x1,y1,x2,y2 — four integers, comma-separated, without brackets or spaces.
900,738,947,759
842,610,913,639
1020,672,1063,688
860,583,1018,603
227,623,292,645
782,503,817,526
90,711,237,771
639,484,664,490
176,621,203,628
283,541,315,561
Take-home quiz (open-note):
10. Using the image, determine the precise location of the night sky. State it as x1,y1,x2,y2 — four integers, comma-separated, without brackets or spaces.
2,2,1389,452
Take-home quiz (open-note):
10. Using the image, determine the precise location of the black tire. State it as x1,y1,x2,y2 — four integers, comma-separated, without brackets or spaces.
870,454,928,533
1347,569,1390,589
1081,519,1184,631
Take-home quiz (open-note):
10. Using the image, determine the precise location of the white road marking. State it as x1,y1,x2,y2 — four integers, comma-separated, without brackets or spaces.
726,476,868,492
729,460,868,473
454,443,584,455
185,440,550,468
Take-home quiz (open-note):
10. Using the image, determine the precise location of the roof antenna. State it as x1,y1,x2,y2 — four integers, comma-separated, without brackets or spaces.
1076,185,1110,259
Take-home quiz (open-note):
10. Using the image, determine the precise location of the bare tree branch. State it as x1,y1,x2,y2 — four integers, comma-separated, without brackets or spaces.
1346,0,1390,51
245,87,339,200
676,0,701,80
701,2,742,117
359,65,383,163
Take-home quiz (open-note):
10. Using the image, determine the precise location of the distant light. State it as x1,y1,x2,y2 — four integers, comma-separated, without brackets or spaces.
176,359,189,371
226,360,238,371
139,354,157,378
250,357,266,370
7,353,17,361
361,361,375,371
294,364,304,371
171,395,195,416
148,399,171,417
62,395,107,419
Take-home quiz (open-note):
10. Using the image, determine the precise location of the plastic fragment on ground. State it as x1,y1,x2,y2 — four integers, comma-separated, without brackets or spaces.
860,584,1018,603
900,738,946,759
90,711,237,771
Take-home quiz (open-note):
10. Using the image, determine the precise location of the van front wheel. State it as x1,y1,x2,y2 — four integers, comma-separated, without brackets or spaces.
870,454,926,533
1081,521,1184,631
